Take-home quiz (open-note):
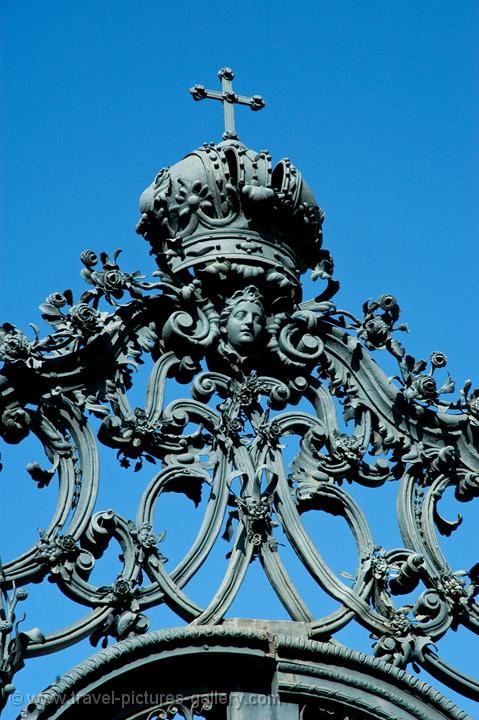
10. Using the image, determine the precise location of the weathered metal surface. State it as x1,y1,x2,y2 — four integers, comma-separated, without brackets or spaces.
0,69,477,716
16,625,474,720
190,67,265,140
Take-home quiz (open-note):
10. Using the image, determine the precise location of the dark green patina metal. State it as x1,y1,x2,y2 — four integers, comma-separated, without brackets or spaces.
0,69,478,719
190,66,265,140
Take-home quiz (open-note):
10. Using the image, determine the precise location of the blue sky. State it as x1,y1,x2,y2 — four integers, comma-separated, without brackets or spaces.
1,1,478,717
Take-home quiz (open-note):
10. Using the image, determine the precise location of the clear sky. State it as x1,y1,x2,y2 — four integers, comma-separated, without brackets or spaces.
1,1,478,718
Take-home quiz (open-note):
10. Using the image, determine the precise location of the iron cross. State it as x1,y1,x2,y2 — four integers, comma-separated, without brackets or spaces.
190,67,266,140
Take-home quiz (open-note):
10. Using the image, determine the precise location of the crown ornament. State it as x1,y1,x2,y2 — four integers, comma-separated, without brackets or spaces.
136,69,331,304
136,140,327,302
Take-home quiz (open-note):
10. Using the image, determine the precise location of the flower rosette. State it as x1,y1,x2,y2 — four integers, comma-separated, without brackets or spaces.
45,292,68,309
360,317,390,349
39,290,73,330
101,576,142,612
39,287,110,349
79,248,149,305
112,577,133,603
357,294,408,353
56,535,78,556
0,329,29,363
34,532,80,581
0,325,42,368
128,521,166,565
169,177,214,235
91,576,149,646
332,431,363,464
90,267,128,301
79,249,98,267
436,572,475,621
137,524,160,550
102,269,125,295
377,294,398,312
396,350,455,406
430,351,447,369
410,375,438,403
68,303,101,334
255,417,283,449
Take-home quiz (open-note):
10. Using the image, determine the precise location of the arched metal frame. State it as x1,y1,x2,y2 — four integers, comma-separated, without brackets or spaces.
16,625,474,720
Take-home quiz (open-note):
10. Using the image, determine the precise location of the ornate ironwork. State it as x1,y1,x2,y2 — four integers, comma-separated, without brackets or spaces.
19,625,473,720
1,69,478,716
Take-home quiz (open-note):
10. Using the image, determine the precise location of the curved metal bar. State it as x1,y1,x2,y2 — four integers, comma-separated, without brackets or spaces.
145,352,181,424
3,408,99,583
397,472,429,563
260,542,314,622
62,409,100,538
397,471,447,580
191,523,254,625
273,453,387,635
421,649,479,702
144,559,202,621
25,607,112,657
137,454,230,594
422,473,467,574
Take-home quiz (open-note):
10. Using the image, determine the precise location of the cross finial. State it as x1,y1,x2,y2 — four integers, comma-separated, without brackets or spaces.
190,67,266,141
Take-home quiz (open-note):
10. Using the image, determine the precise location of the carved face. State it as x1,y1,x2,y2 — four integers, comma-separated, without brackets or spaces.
225,300,264,351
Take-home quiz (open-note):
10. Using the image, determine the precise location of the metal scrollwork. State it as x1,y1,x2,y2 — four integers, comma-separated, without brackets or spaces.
1,128,478,715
